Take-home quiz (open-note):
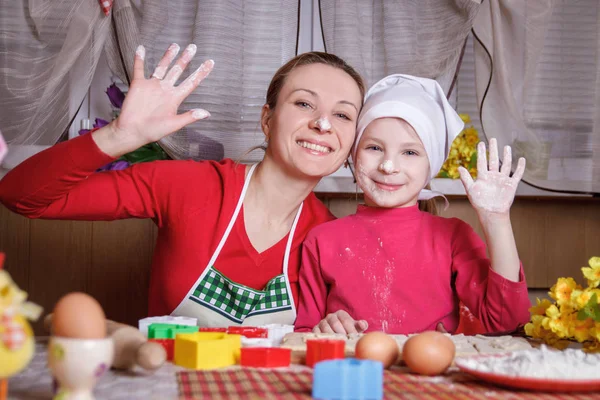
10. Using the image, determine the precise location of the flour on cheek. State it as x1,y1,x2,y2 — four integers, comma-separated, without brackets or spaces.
356,162,391,206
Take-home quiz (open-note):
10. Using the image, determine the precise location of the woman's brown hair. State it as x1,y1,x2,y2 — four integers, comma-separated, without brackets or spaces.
265,51,365,112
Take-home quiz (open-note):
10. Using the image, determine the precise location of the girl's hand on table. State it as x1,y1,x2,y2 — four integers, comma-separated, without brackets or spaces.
94,43,215,158
458,138,526,219
313,310,368,334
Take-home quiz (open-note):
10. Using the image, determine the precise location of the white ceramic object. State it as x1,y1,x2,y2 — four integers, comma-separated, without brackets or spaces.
47,336,114,400
259,324,294,346
241,337,274,348
138,316,197,336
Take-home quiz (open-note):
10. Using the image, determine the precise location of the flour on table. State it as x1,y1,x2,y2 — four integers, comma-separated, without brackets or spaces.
457,345,600,380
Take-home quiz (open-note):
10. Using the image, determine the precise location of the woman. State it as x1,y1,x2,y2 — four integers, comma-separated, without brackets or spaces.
0,43,365,328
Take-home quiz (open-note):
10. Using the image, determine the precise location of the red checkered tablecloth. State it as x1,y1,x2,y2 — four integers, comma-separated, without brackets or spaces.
177,367,600,400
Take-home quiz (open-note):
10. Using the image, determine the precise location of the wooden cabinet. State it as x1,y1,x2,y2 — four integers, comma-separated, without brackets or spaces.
1,196,599,335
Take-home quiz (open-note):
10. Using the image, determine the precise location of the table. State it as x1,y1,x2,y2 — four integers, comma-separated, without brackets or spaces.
8,339,182,400
9,339,600,400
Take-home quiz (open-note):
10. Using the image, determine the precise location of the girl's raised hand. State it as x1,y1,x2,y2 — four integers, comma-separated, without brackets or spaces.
108,43,214,153
313,310,369,334
458,138,526,216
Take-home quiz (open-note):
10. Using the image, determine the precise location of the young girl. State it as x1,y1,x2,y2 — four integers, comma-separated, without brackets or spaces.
295,74,531,335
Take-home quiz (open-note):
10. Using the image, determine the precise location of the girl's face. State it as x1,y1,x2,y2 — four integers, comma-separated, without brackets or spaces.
262,63,362,179
355,118,431,208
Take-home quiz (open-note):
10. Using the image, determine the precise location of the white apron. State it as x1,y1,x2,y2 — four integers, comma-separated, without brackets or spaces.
171,163,302,327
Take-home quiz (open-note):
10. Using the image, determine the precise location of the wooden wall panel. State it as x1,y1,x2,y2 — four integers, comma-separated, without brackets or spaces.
28,219,93,333
88,219,155,327
0,205,30,292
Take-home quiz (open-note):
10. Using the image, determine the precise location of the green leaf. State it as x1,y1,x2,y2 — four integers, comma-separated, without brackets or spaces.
577,292,600,322
469,152,478,169
437,170,449,178
120,142,170,164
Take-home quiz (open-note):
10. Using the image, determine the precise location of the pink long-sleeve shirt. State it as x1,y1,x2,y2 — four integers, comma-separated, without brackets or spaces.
295,204,530,334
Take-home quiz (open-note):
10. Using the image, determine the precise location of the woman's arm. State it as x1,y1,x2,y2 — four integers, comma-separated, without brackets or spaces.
0,43,213,222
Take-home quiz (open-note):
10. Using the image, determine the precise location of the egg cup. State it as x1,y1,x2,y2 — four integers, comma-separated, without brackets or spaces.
47,336,114,400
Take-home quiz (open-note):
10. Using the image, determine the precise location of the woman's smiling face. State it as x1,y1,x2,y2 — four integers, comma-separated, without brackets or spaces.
355,117,431,208
262,63,363,179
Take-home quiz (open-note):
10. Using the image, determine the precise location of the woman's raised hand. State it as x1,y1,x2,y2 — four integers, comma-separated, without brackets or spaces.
458,138,526,216
96,43,214,157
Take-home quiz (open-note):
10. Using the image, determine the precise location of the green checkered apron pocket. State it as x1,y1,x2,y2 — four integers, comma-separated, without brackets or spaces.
188,266,293,324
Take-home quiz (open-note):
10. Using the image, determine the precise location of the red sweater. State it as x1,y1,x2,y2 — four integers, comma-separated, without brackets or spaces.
0,133,335,317
295,204,530,334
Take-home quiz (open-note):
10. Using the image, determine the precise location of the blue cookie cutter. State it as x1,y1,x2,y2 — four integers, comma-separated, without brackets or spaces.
312,358,383,400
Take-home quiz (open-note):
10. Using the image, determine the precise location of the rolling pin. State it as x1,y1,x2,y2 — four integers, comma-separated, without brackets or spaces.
44,314,167,371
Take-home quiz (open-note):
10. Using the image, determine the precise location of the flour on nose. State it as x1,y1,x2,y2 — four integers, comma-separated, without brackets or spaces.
379,160,394,174
315,118,331,131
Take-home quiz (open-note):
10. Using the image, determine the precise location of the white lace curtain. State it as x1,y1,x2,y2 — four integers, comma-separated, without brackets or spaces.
105,0,299,162
319,0,482,93
0,0,110,157
0,0,298,166
473,0,600,193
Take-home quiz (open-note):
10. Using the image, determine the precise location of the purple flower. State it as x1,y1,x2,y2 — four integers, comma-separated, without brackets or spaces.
106,83,125,109
78,118,110,136
109,160,130,171
96,160,130,172
94,118,110,129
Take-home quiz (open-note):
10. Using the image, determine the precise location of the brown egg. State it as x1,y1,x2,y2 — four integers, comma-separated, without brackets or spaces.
402,331,455,375
52,292,107,339
355,331,399,369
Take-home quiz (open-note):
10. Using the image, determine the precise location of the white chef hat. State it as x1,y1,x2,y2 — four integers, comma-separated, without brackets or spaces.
352,74,464,203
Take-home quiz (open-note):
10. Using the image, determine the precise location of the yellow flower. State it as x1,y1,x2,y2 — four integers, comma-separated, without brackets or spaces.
459,114,471,123
583,340,600,353
544,305,572,338
582,257,600,288
591,322,600,342
525,314,549,338
545,304,560,319
529,298,553,316
549,277,580,307
465,134,478,146
571,289,594,309
544,333,571,350
447,165,459,179
571,318,594,342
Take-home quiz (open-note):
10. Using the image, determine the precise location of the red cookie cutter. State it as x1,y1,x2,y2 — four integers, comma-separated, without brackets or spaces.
240,347,292,368
227,326,268,338
198,327,227,333
306,339,345,368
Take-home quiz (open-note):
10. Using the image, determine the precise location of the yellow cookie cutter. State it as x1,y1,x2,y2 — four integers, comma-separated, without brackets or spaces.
174,332,241,370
